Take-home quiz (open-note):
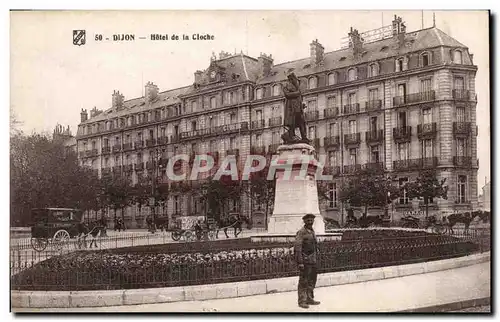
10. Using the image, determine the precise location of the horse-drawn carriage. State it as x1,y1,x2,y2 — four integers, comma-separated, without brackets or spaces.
400,215,447,233
29,208,84,252
170,218,218,242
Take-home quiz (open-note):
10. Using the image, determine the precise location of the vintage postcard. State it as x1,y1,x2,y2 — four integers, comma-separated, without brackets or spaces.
10,10,491,313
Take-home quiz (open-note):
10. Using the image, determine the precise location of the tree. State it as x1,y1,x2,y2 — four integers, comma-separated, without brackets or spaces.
102,174,132,223
246,164,275,229
131,175,151,220
405,169,448,218
200,176,244,222
339,167,401,221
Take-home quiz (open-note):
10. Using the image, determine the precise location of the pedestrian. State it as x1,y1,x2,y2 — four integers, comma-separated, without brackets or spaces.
295,213,321,309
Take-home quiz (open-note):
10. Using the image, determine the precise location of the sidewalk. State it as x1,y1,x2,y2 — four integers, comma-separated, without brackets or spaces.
15,261,490,313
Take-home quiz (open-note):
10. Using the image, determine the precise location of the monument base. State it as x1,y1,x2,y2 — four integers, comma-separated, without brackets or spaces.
250,232,343,243
267,213,325,235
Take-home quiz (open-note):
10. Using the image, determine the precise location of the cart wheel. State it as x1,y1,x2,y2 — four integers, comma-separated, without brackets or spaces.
30,237,48,252
433,225,445,234
208,230,216,240
171,231,182,241
411,222,419,229
183,231,195,242
52,229,70,251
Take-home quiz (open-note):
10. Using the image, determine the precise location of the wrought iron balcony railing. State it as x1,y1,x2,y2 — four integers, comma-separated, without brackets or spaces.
393,90,435,106
324,107,339,119
251,146,267,155
393,126,412,142
393,157,438,170
343,103,360,115
344,133,361,145
365,100,382,112
305,110,320,121
453,156,473,167
102,146,111,154
135,141,144,149
251,119,266,130
324,136,340,148
343,164,362,174
365,129,384,143
417,123,437,139
362,162,384,171
157,136,168,145
123,143,133,151
323,166,341,176
269,116,282,127
146,139,156,147
452,89,471,101
453,122,471,136
226,149,240,156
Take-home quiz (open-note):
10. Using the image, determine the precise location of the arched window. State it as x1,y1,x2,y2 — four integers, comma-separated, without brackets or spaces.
348,68,357,81
421,52,430,67
369,63,379,77
453,50,463,64
272,84,281,96
308,77,317,89
256,88,264,100
328,72,337,85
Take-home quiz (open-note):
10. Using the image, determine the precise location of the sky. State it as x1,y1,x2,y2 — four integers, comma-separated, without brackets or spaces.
9,10,490,190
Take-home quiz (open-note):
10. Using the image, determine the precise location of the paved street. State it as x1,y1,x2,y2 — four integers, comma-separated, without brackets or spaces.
14,261,490,313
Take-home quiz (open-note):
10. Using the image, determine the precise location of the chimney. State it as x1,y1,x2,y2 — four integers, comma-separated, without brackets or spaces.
392,15,406,46
348,28,363,57
145,81,159,102
258,53,274,78
112,90,124,109
80,108,88,122
194,70,203,83
310,39,324,66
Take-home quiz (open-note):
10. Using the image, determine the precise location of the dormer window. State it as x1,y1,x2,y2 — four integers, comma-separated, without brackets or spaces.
272,84,281,96
328,72,337,85
308,77,317,89
368,63,379,77
453,50,463,64
421,52,430,67
347,68,357,82
256,88,264,100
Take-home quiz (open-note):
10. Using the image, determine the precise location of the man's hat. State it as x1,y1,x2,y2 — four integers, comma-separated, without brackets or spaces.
302,214,315,220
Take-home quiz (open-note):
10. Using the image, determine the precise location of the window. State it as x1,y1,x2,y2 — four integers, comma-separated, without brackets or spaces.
422,139,433,158
256,134,263,146
399,178,409,204
398,143,409,160
421,52,430,67
105,157,110,168
308,77,317,89
370,116,378,132
327,96,336,108
328,151,338,167
349,148,357,165
137,153,142,162
453,50,463,64
348,92,357,106
137,132,142,141
209,116,216,128
161,128,166,138
149,130,154,140
368,88,379,102
210,140,217,152
191,121,197,131
396,58,404,72
369,63,378,77
191,100,198,111
328,73,337,85
92,141,96,150
230,92,234,104
348,120,357,134
115,136,120,146
328,183,338,208
272,131,280,144
454,77,465,90
422,108,432,124
256,110,263,120
256,88,264,100
458,175,467,203
398,83,407,99
126,155,130,165
456,107,466,122
457,138,467,157
272,84,280,96
348,68,357,81
126,134,130,144
308,126,316,139
230,137,236,150
191,143,197,154
210,97,217,109
420,79,432,93
174,196,180,214
398,111,407,128
329,123,338,136
115,156,120,166
103,138,109,147
370,145,380,163
174,125,179,137
230,113,236,124
307,100,317,111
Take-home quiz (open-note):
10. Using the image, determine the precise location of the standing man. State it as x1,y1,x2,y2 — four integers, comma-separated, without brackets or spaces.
282,72,309,144
295,213,321,309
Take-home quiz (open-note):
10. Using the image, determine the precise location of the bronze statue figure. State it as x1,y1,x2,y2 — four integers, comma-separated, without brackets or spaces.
281,72,309,144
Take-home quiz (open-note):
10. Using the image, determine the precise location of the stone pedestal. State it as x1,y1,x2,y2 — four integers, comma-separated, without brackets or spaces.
262,143,332,239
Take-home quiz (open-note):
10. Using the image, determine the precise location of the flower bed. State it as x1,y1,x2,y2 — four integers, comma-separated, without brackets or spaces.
11,229,481,291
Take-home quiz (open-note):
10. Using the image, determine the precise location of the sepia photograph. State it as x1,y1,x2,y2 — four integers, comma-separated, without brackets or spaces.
9,9,491,313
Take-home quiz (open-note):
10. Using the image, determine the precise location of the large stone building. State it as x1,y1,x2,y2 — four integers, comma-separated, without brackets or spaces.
76,16,478,228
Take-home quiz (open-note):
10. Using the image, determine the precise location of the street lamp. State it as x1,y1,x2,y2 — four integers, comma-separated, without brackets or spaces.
150,148,161,232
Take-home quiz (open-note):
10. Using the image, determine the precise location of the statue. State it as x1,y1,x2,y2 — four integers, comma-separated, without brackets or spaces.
281,72,309,144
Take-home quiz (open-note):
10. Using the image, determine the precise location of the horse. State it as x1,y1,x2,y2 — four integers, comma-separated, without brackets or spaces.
77,219,106,249
114,218,126,232
146,216,169,233
215,216,252,239
444,212,480,235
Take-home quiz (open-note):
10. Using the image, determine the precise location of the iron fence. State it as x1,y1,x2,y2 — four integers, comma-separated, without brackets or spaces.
10,228,489,291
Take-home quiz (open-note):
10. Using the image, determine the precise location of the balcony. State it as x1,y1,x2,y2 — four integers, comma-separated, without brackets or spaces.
135,141,144,149
146,138,156,147
393,126,412,142
84,149,98,157
454,156,473,167
324,136,340,149
393,91,435,107
112,145,121,153
323,165,341,176
180,122,249,141
157,136,168,145
393,157,438,171
269,116,282,127
452,89,472,101
362,162,384,171
102,146,111,154
344,133,361,146
268,143,280,154
123,143,133,151
365,129,384,144
170,134,181,144
453,122,471,136
324,107,339,119
127,120,137,128
226,149,240,156
304,110,320,121
251,119,265,130
250,146,266,155
135,162,144,171
124,164,134,172
417,123,437,139
343,164,362,174
365,100,382,112
343,103,360,115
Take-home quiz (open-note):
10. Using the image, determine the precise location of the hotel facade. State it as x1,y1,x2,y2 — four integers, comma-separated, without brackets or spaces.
76,16,479,228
